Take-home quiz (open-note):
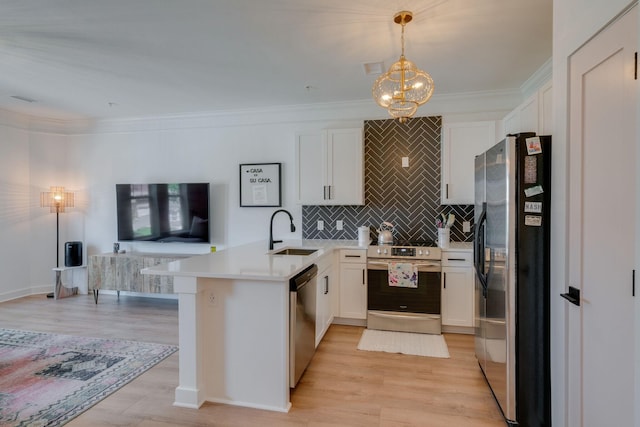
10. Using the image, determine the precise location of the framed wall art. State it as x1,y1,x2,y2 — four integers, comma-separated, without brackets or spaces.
239,163,282,207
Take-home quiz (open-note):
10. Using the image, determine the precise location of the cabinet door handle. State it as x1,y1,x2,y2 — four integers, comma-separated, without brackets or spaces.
328,185,333,200
362,269,365,285
446,184,449,199
443,272,446,289
323,185,328,200
324,276,329,294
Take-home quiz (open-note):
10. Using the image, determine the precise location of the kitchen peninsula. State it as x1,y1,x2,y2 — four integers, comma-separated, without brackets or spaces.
142,239,360,412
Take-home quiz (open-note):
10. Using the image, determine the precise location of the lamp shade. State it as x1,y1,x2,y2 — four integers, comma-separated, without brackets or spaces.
40,186,74,213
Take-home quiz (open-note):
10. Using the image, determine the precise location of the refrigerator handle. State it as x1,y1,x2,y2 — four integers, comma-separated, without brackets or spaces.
474,202,488,294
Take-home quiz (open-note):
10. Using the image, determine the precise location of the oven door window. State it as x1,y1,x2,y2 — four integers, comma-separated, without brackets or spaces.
367,265,441,314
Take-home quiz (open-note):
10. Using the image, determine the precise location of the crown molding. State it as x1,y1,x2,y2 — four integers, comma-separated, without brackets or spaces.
0,107,76,135
67,89,521,134
1,88,523,135
520,58,552,99
0,108,30,131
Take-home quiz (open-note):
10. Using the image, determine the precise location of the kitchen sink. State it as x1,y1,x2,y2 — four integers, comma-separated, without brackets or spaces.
272,248,318,256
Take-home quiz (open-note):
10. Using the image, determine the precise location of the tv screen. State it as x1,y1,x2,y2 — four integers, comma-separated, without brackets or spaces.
116,183,210,243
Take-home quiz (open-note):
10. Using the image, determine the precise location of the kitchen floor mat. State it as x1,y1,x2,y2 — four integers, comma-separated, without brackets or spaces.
357,329,450,358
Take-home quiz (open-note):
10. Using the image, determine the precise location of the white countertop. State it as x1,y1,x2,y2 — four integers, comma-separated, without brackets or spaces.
141,239,365,282
142,238,473,281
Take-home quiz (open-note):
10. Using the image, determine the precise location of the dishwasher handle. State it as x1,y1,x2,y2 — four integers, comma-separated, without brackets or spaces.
289,264,318,291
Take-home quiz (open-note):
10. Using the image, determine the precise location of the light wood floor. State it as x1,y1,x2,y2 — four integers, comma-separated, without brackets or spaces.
0,294,506,426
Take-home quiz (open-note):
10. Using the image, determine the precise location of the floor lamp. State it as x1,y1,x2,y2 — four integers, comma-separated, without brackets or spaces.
40,186,74,297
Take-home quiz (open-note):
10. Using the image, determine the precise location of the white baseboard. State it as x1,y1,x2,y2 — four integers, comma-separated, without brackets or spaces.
0,285,51,303
0,287,179,304
0,283,94,303
332,317,367,327
96,290,178,300
442,325,474,335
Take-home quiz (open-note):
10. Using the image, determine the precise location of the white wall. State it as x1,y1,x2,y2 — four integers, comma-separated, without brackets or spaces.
0,119,33,300
68,120,333,257
551,1,639,426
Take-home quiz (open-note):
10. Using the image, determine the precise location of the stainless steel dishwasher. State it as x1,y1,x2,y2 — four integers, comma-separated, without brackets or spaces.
289,264,317,388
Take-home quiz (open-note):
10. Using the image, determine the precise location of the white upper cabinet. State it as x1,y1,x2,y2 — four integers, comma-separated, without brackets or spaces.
503,79,553,136
519,92,540,134
295,128,364,205
295,131,324,204
441,120,497,205
538,80,553,135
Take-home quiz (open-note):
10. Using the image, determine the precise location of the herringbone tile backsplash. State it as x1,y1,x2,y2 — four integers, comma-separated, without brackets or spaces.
302,116,474,243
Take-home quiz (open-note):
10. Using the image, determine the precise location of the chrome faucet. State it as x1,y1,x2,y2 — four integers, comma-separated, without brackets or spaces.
269,209,296,250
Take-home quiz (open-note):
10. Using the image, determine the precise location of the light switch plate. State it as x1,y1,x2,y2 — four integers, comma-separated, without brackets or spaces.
336,220,343,230
463,221,471,233
317,220,324,231
401,157,409,168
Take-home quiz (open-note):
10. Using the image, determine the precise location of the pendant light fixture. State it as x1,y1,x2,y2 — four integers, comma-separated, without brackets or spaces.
372,11,434,123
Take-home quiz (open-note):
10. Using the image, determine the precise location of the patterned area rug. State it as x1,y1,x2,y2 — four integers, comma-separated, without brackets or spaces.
357,329,450,358
0,328,177,426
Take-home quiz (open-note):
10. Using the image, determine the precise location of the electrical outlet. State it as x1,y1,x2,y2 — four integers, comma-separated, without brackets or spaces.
317,220,324,231
463,221,471,233
336,220,343,230
208,292,218,306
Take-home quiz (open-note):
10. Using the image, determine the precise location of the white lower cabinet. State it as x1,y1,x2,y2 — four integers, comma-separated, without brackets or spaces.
315,255,335,347
338,249,367,320
441,250,474,330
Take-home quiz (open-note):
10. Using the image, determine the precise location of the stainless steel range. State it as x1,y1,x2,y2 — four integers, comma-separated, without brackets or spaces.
367,242,442,334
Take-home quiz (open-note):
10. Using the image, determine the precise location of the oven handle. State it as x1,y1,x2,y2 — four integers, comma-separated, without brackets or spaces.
367,261,389,267
366,261,441,272
367,260,441,268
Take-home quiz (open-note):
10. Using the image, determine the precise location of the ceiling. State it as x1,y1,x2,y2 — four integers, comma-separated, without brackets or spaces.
0,0,552,121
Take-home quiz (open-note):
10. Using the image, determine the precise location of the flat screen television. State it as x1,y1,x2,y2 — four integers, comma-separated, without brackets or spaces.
116,183,210,243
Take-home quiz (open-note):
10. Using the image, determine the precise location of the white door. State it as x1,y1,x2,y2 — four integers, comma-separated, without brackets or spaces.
567,7,637,426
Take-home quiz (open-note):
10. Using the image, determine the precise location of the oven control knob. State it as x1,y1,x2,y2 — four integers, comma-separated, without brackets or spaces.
376,249,381,254
383,249,388,255
418,250,423,255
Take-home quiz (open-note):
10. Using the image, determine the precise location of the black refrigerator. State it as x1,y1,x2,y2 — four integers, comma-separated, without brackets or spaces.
473,133,551,426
